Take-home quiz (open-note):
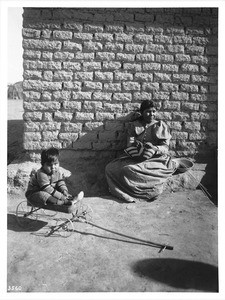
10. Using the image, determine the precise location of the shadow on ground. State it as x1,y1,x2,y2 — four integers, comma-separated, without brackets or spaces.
132,258,218,292
70,222,172,251
7,213,48,232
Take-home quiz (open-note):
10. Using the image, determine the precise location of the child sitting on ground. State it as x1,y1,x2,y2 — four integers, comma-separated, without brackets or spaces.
25,147,84,207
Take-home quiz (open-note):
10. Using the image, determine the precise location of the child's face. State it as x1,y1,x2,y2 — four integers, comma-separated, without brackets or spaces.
43,160,59,175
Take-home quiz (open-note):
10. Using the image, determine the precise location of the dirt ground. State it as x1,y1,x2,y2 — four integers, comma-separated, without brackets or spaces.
6,99,219,295
7,189,218,293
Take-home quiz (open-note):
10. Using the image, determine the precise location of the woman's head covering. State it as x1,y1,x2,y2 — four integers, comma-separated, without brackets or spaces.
140,100,157,114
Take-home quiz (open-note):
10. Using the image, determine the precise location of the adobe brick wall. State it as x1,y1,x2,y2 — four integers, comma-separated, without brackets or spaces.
22,7,218,162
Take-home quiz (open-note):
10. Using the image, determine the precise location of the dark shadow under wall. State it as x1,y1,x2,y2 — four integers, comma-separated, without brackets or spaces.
7,120,25,165
196,149,218,206
59,150,115,197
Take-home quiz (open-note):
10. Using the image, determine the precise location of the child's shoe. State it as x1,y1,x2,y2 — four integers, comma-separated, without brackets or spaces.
71,191,84,204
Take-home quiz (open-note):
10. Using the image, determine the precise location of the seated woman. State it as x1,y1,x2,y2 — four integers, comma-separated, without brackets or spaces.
105,100,176,203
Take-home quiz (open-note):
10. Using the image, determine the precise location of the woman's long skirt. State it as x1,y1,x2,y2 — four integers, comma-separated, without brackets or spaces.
105,155,176,202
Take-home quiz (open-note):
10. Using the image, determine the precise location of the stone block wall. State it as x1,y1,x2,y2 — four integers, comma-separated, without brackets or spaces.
22,8,218,161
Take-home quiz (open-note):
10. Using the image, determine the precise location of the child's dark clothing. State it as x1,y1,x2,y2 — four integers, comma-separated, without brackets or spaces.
26,167,68,205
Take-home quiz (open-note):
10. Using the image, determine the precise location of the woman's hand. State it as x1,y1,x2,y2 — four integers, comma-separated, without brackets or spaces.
127,137,143,149
135,140,143,147
144,142,159,152
144,142,154,149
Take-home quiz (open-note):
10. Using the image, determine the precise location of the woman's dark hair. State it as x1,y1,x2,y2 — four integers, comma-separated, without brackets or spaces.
41,147,59,166
140,100,157,114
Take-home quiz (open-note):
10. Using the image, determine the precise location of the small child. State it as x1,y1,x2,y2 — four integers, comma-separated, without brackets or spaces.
25,147,84,207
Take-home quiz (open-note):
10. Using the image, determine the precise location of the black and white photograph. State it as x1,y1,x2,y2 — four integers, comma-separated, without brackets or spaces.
1,0,224,298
